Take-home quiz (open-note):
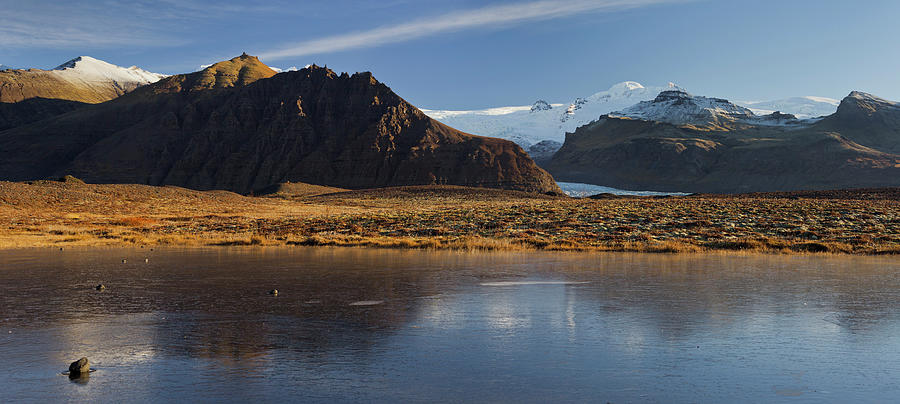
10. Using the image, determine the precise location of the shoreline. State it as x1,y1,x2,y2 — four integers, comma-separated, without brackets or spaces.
1,235,896,256
2,181,898,256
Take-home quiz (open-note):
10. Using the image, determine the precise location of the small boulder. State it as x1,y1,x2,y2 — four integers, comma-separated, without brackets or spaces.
69,357,90,375
95,284,106,291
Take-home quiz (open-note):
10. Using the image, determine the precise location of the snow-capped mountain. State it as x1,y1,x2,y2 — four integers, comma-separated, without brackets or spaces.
51,56,167,89
610,90,807,128
738,96,840,119
0,56,166,104
0,64,13,71
421,81,680,147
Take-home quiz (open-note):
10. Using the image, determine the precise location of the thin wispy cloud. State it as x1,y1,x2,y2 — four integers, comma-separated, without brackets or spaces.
259,0,684,60
0,0,312,49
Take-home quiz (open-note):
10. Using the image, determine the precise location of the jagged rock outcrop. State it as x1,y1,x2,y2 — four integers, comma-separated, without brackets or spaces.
546,91,900,193
0,54,560,194
530,100,552,112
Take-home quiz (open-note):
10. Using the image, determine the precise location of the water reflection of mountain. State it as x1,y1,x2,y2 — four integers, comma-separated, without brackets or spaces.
2,248,899,385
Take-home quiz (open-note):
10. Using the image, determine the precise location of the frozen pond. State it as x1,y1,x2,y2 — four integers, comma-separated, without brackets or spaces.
1,247,899,402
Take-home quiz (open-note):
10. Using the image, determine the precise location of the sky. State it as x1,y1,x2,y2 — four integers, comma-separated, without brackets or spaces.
1,0,899,109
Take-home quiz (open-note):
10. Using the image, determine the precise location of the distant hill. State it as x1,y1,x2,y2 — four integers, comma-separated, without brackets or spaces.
546,90,900,193
0,54,560,194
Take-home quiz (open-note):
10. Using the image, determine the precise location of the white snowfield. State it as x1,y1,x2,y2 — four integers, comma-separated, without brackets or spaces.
738,96,839,119
422,81,841,148
421,81,678,147
51,56,167,88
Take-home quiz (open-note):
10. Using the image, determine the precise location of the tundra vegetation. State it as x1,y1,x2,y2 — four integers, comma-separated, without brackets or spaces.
1,179,897,255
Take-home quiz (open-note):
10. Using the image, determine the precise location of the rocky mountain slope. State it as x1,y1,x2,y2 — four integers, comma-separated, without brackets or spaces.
0,54,560,194
0,56,165,130
546,90,900,193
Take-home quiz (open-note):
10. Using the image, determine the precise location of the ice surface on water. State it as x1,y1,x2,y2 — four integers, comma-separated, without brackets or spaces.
348,300,384,306
480,281,590,286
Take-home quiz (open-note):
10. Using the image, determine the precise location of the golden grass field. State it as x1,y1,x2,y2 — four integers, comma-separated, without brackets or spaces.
1,178,898,255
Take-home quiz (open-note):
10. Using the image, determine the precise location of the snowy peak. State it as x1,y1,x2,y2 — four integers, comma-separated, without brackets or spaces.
845,91,897,106
0,56,167,104
612,90,754,126
52,56,167,84
53,55,96,70
611,90,807,129
559,81,679,126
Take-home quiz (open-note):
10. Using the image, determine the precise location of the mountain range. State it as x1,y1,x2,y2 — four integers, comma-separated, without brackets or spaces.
0,54,559,194
422,82,841,156
1,54,898,195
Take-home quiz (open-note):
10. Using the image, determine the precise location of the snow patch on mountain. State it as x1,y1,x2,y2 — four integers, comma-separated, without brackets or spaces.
422,81,679,147
845,91,900,109
52,56,167,86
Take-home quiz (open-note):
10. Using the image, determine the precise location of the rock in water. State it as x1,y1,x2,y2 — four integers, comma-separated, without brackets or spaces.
69,357,90,375
269,289,278,296
95,284,106,291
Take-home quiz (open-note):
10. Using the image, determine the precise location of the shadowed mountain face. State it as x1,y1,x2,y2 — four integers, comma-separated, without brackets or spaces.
0,54,560,194
546,91,900,193
0,98,88,131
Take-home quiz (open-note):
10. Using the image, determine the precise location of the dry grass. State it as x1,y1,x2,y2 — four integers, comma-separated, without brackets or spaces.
0,181,898,255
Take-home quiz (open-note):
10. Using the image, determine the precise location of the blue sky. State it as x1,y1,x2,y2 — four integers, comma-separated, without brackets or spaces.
1,0,898,109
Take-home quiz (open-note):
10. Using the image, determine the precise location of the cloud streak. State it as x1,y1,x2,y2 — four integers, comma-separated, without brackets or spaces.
0,0,313,49
260,0,683,60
